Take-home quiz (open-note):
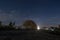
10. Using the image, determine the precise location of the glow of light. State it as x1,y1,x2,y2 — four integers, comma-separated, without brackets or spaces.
37,25,40,30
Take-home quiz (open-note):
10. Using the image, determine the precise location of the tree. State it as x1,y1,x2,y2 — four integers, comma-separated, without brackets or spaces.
0,21,2,27
0,21,3,30
8,22,15,30
13,22,15,26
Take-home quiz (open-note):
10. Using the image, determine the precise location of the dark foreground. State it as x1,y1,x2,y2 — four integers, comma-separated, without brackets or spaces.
0,30,60,40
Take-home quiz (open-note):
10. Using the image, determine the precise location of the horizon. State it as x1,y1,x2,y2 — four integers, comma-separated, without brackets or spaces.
0,0,60,27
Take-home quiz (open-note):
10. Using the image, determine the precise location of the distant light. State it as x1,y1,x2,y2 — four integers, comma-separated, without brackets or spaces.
45,28,49,30
37,25,40,30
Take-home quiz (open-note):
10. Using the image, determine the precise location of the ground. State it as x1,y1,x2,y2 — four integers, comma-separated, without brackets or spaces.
0,30,60,40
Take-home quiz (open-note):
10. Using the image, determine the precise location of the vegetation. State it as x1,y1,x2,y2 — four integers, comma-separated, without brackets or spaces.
44,26,60,35
0,21,17,30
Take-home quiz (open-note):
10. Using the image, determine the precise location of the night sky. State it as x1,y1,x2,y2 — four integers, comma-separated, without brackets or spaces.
0,0,60,27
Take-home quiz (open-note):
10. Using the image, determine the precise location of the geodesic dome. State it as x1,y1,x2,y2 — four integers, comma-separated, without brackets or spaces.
23,20,37,30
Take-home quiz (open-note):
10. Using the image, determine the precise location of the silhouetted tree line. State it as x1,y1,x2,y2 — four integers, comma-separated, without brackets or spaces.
0,21,18,30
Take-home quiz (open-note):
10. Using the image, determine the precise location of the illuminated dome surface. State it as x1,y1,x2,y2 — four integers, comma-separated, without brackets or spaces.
23,20,37,30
